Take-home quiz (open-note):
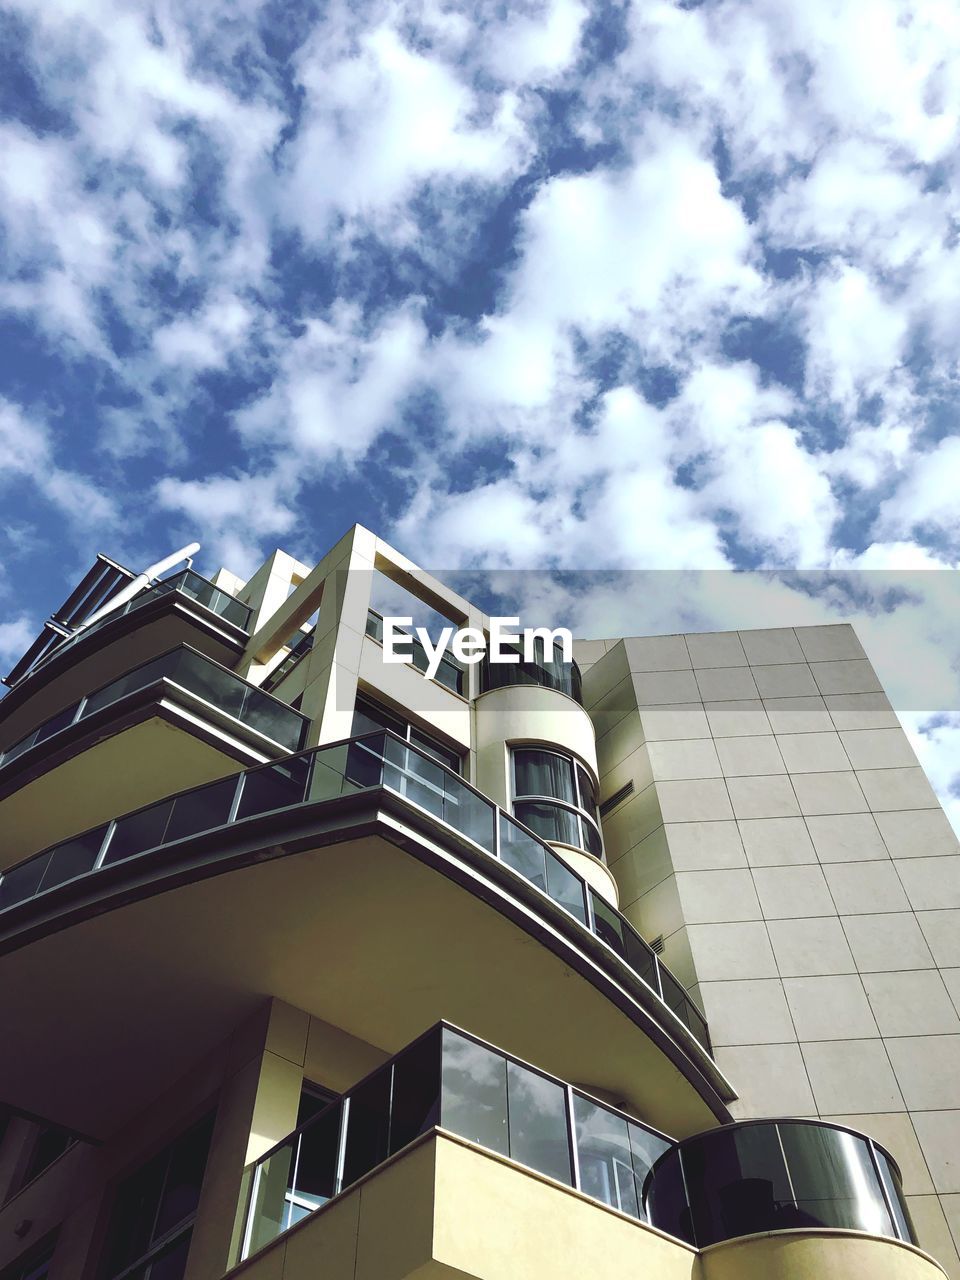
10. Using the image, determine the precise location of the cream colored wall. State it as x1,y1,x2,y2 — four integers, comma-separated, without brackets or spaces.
550,843,620,907
697,1232,946,1280
584,625,960,1278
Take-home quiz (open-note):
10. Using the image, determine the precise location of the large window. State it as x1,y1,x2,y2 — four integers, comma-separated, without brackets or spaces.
351,695,463,775
512,748,603,858
100,1113,215,1280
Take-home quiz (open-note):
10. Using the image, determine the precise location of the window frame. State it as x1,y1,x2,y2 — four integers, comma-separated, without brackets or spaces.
352,694,464,776
511,746,603,859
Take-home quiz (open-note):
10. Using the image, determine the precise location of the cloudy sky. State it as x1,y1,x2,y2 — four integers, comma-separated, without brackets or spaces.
1,0,959,818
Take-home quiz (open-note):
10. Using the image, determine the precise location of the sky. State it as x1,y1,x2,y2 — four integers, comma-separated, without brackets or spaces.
1,0,960,821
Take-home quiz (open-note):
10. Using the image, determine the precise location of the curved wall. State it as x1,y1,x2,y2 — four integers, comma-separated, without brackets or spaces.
698,1233,946,1280
474,684,599,810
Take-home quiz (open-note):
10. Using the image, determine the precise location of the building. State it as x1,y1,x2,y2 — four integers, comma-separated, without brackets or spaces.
0,523,957,1280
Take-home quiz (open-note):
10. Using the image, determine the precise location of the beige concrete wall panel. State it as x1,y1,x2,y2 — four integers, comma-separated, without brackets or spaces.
698,979,796,1046
662,821,747,873
763,696,833,734
826,691,901,731
842,914,936,973
805,813,888,863
704,699,772,738
801,1039,905,1113
876,810,960,860
738,628,806,666
715,735,786,777
811,659,884,696
767,917,856,978
784,974,879,1041
647,738,723,781
714,1043,816,1118
738,816,814,867
796,624,868,662
698,1232,947,1280
753,664,822,697
685,632,748,669
623,634,692,672
686,922,779,982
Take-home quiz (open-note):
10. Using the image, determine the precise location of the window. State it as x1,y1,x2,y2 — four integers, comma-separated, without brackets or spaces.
100,1114,215,1280
352,695,463,775
512,748,603,859
296,1082,338,1128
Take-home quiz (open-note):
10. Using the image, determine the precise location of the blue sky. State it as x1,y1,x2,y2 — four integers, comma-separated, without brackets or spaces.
1,0,959,819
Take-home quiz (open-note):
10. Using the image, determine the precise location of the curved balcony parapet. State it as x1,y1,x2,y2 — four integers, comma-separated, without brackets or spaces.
0,730,710,1057
0,646,309,773
643,1118,916,1251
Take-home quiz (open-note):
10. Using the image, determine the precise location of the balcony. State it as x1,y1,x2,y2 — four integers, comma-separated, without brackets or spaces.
0,646,308,774
242,1022,672,1259
645,1118,917,1249
0,731,707,1056
239,1024,917,1270
479,636,583,704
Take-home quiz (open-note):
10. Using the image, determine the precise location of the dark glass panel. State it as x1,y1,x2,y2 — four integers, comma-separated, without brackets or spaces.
153,1115,215,1240
341,737,386,792
623,923,660,994
0,854,51,910
628,1123,673,1221
779,1123,893,1235
33,703,80,744
682,1125,791,1246
82,654,176,717
172,651,245,720
514,800,580,848
235,755,311,820
575,763,599,822
144,1231,192,1280
513,750,576,804
505,1061,571,1186
409,727,462,774
341,1065,392,1187
389,1027,441,1154
659,967,691,1023
643,1147,691,1243
163,778,237,844
591,892,627,958
102,800,174,863
291,1102,341,1216
102,1149,169,1276
573,1094,640,1218
581,819,603,857
544,850,588,923
352,696,405,738
22,1125,75,1185
237,686,305,750
39,827,107,891
498,815,548,893
440,1030,508,1157
875,1148,917,1243
296,1083,338,1129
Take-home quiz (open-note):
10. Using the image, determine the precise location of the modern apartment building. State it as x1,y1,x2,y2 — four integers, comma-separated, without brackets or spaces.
0,523,957,1280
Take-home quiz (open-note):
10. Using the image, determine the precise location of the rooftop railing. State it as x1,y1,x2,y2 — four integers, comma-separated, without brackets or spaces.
0,731,710,1055
21,569,252,685
0,646,310,771
241,1022,674,1259
479,638,583,705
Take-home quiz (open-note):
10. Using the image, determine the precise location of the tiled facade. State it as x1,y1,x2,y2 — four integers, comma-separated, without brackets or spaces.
578,623,960,1275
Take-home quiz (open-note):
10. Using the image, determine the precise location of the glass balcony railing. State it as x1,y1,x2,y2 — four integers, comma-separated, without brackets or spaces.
365,610,465,695
644,1119,916,1249
0,732,710,1055
241,1022,674,1259
261,628,315,693
241,1027,915,1262
0,647,309,770
24,570,253,682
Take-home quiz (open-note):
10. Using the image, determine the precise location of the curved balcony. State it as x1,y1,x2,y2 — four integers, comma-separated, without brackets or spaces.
242,1021,674,1259
643,1119,916,1250
240,1027,916,1272
0,646,309,774
0,731,709,1056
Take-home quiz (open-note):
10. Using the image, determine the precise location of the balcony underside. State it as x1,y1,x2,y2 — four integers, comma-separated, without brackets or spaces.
0,707,278,864
234,1132,944,1280
0,799,730,1142
0,596,245,751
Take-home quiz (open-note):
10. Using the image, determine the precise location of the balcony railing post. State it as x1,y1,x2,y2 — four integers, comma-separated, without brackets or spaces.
94,820,117,869
240,1161,263,1262
334,1096,350,1196
565,1085,581,1196
228,774,246,825
652,954,664,1001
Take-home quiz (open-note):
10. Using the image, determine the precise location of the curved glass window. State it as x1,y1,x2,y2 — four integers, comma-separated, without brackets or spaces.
512,748,603,859
480,637,582,704
643,1120,916,1249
